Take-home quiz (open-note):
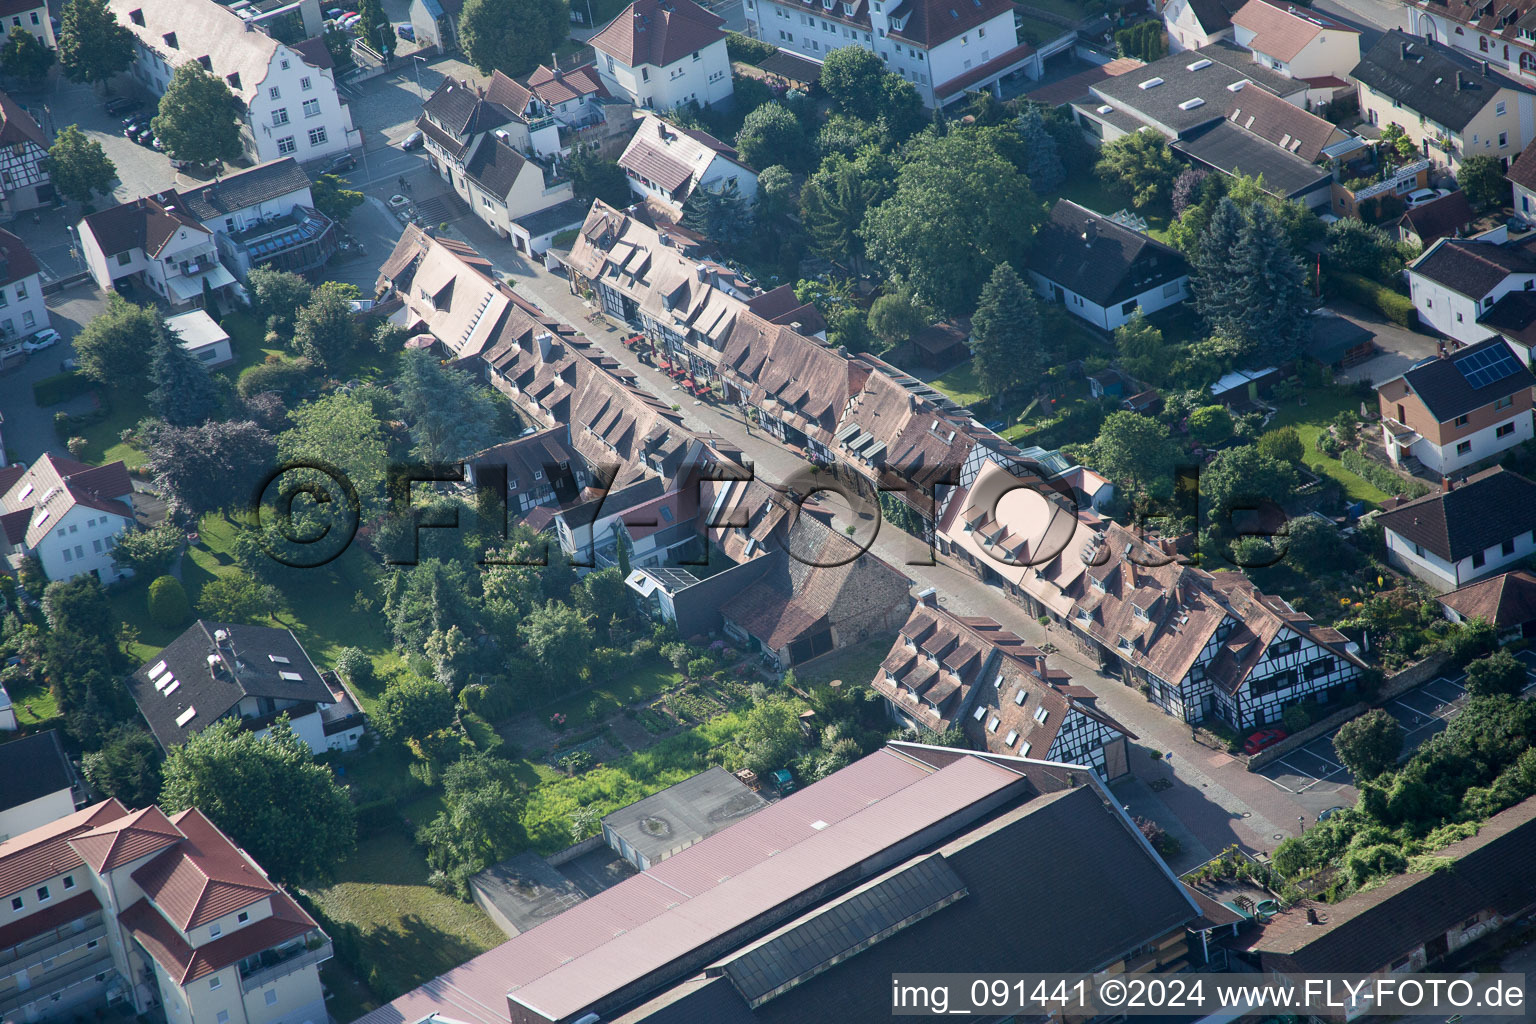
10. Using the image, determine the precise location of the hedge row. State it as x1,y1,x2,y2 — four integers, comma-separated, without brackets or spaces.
726,31,778,65
1340,447,1431,499
32,371,94,407
1329,271,1417,328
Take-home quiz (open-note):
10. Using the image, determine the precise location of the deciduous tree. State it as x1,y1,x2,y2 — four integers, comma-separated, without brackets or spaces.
357,0,395,60
151,63,244,165
1465,649,1528,698
374,673,455,740
111,520,183,578
160,716,356,885
1459,154,1508,210
58,0,133,87
246,267,313,332
82,725,164,808
458,0,565,77
1088,411,1181,498
568,144,632,208
866,287,929,351
0,26,53,84
1333,708,1403,781
519,600,593,686
198,570,280,624
143,420,276,521
291,281,360,370
279,392,388,511
396,349,500,463
71,293,156,385
1095,130,1177,207
735,102,813,173
312,174,364,222
799,149,894,271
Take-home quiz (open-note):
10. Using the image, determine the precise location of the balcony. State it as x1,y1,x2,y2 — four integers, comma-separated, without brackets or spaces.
527,115,557,134
0,956,117,1016
237,936,332,994
1,917,107,973
234,208,338,275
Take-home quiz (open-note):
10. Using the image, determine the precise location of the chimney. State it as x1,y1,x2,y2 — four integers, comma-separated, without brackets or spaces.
1306,907,1320,925
916,586,938,607
536,331,554,362
695,264,708,282
657,121,668,140
1442,475,1452,492
1400,40,1410,60
1483,59,1491,77
1082,220,1098,247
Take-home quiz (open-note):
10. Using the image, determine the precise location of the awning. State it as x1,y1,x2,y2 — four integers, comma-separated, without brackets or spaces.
657,359,672,370
405,335,435,349
167,264,237,303
622,335,640,347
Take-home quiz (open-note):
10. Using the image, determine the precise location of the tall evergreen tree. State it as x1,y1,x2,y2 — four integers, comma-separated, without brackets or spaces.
970,263,1043,404
149,320,218,426
799,151,892,272
357,0,396,60
1189,197,1246,333
681,178,751,246
1230,202,1310,363
1016,104,1064,192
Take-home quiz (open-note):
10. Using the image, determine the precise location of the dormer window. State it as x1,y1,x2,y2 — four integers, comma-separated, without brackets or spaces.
1134,604,1149,620
1117,635,1131,650
197,55,212,71
1091,574,1107,592
163,31,177,49
227,72,241,90
130,8,144,25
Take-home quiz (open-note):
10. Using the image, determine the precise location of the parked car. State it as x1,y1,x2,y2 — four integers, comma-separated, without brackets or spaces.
325,5,344,17
1317,806,1345,821
1509,216,1532,233
1243,728,1288,755
22,329,60,353
399,130,424,151
387,193,411,209
324,153,357,175
341,12,361,28
123,116,151,137
132,126,156,145
104,96,140,116
397,23,415,40
1406,187,1452,208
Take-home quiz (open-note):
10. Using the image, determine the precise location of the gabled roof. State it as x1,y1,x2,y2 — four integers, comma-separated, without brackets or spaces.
1438,569,1536,627
1422,0,1536,48
80,195,210,260
1376,467,1536,562
418,77,515,159
1398,189,1474,245
1508,141,1536,192
1182,0,1246,34
1382,336,1536,423
70,805,184,873
132,808,277,929
1221,81,1343,162
619,114,750,198
121,887,317,984
0,453,136,549
1173,119,1332,199
0,730,72,815
162,158,312,222
886,0,1020,49
462,134,529,200
1409,237,1536,300
1246,797,1536,973
1028,200,1189,308
590,0,725,69
1350,31,1533,133
106,0,282,105
0,227,41,289
0,800,127,900
1478,288,1536,349
527,62,611,106
1231,0,1355,63
0,90,45,152
470,428,583,504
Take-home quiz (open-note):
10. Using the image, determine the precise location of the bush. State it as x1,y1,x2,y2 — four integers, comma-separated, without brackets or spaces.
333,646,377,691
147,575,190,628
461,711,504,754
1282,704,1311,733
725,31,778,64
459,679,520,723
236,357,314,399
1339,448,1432,498
32,372,95,407
1329,271,1417,327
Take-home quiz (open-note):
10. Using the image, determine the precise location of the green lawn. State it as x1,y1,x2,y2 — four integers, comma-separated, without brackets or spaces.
305,832,506,1011
3,675,60,728
77,389,151,469
1049,178,1173,243
929,360,988,410
796,636,895,690
1269,391,1392,505
541,663,684,730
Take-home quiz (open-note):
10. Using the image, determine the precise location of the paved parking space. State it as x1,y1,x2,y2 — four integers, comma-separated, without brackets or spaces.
1257,657,1536,795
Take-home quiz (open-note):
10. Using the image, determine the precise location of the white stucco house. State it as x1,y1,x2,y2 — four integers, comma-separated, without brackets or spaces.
1163,0,1243,53
0,0,54,49
0,227,47,343
591,0,734,110
1407,235,1536,348
1230,0,1360,106
618,113,758,214
109,0,358,164
0,454,136,583
1026,200,1191,331
1376,467,1536,591
78,195,240,310
157,157,338,277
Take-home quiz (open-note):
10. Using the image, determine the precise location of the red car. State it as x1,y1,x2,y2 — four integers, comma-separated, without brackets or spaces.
1244,728,1287,755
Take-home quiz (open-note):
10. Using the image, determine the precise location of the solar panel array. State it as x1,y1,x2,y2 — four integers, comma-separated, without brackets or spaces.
1455,345,1523,390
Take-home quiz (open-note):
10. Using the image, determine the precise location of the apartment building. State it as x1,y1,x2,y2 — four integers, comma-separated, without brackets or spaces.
108,0,357,164
1377,336,1536,475
1408,0,1536,77
590,0,733,110
744,0,1037,107
0,800,330,1024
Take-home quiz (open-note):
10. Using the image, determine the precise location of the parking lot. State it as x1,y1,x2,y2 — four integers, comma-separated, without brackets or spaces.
1258,655,1536,796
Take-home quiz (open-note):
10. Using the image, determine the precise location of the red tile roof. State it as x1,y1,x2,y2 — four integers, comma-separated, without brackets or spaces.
0,890,102,951
133,808,277,930
0,228,40,289
935,42,1037,101
0,800,127,900
590,0,725,69
120,888,317,985
70,805,184,873
1230,0,1355,63
0,90,45,152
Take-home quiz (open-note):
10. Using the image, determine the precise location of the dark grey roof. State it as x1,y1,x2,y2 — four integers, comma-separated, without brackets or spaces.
741,784,1199,1024
1186,0,1244,32
127,621,334,750
0,730,71,814
1411,237,1536,298
1479,288,1536,347
1028,199,1190,308
1306,312,1373,364
1173,120,1331,198
601,766,767,865
464,135,528,199
1351,31,1534,133
470,851,593,935
1394,335,1536,422
611,977,756,1024
163,158,313,222
1089,41,1298,136
422,78,512,140
720,854,966,1004
1377,466,1536,561
517,198,589,238
1398,189,1474,244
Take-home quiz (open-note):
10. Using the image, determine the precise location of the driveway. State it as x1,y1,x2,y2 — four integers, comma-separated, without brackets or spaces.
0,283,109,465
1332,299,1441,387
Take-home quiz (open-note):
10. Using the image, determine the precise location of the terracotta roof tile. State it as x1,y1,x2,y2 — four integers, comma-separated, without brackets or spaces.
1438,569,1536,627
0,800,128,900
133,808,277,930
70,805,184,873
1231,0,1354,64
590,0,725,69
120,888,317,985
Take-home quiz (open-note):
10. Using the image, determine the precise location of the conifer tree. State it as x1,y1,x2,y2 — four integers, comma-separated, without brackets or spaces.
970,263,1043,404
